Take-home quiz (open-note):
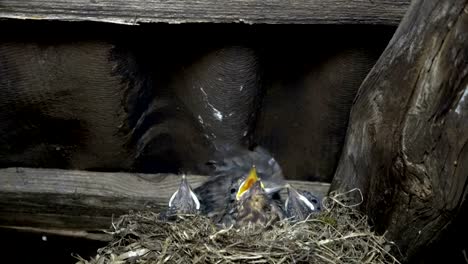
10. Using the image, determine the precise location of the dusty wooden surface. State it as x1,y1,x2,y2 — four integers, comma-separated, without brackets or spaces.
330,0,468,262
0,0,409,25
0,167,329,234
0,23,395,183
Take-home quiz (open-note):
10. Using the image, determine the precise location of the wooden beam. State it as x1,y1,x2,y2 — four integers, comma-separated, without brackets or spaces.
0,0,410,25
0,167,329,232
0,225,113,241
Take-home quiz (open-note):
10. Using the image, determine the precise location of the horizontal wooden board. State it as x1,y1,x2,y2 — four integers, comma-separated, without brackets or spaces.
0,0,409,25
0,167,329,233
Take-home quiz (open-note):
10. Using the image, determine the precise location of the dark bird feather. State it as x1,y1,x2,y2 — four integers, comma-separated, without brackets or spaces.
285,184,321,221
163,174,200,218
194,144,286,224
228,180,285,228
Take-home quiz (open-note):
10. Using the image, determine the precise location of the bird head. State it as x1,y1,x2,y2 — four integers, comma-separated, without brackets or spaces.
233,170,286,227
236,165,264,200
168,174,201,214
284,184,321,221
194,145,287,226
235,166,278,216
242,180,270,209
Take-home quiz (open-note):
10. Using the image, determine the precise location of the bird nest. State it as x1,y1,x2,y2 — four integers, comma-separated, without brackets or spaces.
75,189,401,264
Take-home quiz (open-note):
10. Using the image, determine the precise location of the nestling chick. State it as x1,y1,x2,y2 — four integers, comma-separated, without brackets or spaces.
233,180,285,227
284,184,321,221
167,174,200,215
195,145,285,223
219,166,285,228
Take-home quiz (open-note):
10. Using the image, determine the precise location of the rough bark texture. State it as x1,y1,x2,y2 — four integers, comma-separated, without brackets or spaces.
331,0,468,262
0,0,409,25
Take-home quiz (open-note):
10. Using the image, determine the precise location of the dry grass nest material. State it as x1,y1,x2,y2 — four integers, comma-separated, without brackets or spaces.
76,189,401,264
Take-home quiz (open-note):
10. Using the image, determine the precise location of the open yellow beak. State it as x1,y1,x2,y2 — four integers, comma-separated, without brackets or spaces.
236,166,265,200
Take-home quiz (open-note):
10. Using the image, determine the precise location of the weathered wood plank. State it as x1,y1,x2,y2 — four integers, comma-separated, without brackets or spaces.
330,0,468,262
0,0,410,25
0,225,112,241
0,167,329,231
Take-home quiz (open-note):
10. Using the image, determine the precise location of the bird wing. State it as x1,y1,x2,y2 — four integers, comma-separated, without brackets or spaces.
194,173,233,217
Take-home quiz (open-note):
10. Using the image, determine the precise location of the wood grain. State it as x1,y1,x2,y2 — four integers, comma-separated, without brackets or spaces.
330,0,468,261
0,0,410,25
0,167,329,231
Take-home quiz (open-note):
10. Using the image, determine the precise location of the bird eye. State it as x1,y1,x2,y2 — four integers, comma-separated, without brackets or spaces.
312,199,318,203
230,188,236,194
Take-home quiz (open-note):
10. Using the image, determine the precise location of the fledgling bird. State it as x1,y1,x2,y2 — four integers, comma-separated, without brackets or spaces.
194,145,286,224
224,168,285,228
284,184,321,221
166,174,201,215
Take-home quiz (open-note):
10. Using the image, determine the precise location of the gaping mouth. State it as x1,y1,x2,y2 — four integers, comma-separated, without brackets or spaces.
236,166,265,200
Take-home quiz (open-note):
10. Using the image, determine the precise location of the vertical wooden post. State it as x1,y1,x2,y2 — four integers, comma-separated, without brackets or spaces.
331,0,468,261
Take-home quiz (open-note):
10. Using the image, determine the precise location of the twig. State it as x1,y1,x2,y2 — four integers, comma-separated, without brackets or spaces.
317,232,370,245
